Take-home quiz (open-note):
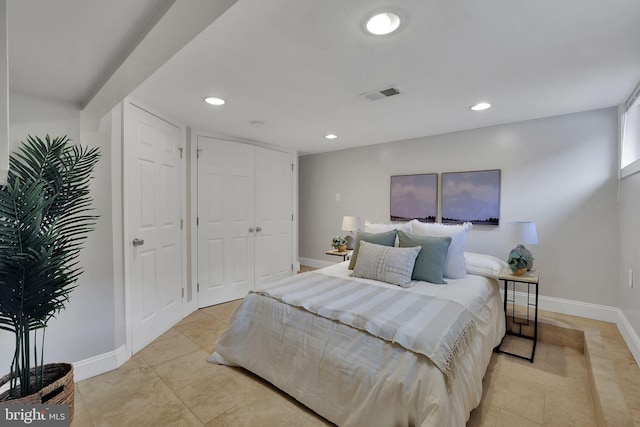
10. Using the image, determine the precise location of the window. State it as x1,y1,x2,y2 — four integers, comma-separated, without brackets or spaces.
621,83,640,177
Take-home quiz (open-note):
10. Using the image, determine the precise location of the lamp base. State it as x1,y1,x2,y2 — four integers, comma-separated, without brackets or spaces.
345,235,355,250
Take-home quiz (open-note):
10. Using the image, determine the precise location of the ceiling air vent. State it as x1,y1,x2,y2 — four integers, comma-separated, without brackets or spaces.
362,86,400,101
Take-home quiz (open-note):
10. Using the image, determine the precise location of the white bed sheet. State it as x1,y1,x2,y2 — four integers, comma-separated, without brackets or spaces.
210,262,505,427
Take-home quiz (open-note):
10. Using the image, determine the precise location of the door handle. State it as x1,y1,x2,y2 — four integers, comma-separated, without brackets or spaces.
255,226,262,232
132,238,145,247
249,227,255,233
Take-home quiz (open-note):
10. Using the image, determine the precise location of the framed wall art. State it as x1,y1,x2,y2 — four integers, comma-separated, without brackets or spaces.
441,169,501,225
390,173,437,223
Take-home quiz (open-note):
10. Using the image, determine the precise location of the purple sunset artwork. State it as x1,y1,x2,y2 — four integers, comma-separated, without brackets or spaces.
390,174,437,223
441,170,501,225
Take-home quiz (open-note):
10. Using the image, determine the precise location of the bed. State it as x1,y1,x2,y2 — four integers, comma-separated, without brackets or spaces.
209,223,506,426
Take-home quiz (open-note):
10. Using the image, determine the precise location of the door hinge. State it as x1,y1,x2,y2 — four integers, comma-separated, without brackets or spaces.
180,218,184,230
291,163,294,172
291,214,294,221
197,148,203,159
181,288,184,298
196,216,199,226
197,283,200,292
178,147,183,159
291,264,294,271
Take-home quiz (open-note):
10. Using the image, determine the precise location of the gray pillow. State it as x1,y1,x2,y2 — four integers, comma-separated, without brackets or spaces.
398,230,451,284
348,229,397,270
352,241,422,287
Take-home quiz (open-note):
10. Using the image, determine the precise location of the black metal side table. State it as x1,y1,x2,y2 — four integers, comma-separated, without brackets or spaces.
496,268,540,362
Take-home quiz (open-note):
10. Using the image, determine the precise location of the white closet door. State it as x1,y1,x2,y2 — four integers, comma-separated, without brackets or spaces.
126,103,183,354
197,137,255,307
254,147,293,286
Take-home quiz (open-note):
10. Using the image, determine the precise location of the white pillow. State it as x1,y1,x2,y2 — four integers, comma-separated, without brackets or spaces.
409,220,472,279
352,241,421,288
465,252,508,278
364,221,412,246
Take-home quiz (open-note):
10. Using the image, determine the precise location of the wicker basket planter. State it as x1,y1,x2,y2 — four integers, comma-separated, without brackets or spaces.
0,363,74,421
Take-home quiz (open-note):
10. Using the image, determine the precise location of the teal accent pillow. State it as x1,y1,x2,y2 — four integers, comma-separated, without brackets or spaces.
397,230,451,284
348,229,397,270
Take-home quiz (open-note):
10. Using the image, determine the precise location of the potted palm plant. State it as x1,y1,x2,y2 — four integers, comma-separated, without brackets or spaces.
0,135,100,418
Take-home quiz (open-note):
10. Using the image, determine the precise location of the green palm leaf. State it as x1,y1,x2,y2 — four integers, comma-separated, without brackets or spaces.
0,135,100,397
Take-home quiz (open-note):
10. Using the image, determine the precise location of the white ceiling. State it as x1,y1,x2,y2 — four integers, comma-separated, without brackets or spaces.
8,0,640,155
8,0,170,105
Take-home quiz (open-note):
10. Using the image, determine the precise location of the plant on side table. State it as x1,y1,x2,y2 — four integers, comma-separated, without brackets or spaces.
507,248,534,276
331,236,347,252
0,135,100,420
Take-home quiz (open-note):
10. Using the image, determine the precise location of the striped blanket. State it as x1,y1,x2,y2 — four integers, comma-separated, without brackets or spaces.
252,272,477,388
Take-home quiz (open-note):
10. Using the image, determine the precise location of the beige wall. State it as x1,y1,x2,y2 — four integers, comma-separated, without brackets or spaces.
0,92,115,372
619,169,640,342
299,108,619,306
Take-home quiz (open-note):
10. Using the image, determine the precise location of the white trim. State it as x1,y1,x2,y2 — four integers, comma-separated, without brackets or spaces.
72,345,127,382
506,289,640,367
621,158,640,179
122,101,133,359
189,129,199,308
179,124,192,317
537,294,619,323
617,311,640,367
182,126,198,315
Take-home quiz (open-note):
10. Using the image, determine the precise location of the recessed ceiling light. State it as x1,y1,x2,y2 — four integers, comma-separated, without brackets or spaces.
325,134,338,140
470,102,491,111
365,12,401,35
205,97,225,106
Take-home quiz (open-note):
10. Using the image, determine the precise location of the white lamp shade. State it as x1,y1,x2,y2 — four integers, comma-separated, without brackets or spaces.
341,216,362,232
507,221,539,245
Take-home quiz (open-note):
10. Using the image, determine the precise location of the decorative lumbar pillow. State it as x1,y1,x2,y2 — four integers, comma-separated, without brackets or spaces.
464,252,509,278
397,231,451,284
352,241,422,287
348,229,398,270
409,220,473,279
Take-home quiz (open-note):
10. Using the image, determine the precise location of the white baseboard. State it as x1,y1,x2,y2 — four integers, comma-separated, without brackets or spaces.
73,345,127,382
616,311,640,367
538,294,620,323
506,289,640,367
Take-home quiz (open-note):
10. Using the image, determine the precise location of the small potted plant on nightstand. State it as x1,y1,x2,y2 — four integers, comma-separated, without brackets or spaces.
331,236,347,252
508,248,534,276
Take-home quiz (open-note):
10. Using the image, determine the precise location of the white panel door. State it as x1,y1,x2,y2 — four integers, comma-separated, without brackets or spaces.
254,147,293,286
197,137,255,307
126,104,183,354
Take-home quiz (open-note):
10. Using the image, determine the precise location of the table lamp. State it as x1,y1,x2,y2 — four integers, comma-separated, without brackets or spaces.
507,221,538,270
341,216,362,250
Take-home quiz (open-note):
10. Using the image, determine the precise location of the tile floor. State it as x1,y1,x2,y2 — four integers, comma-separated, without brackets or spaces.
71,299,640,426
